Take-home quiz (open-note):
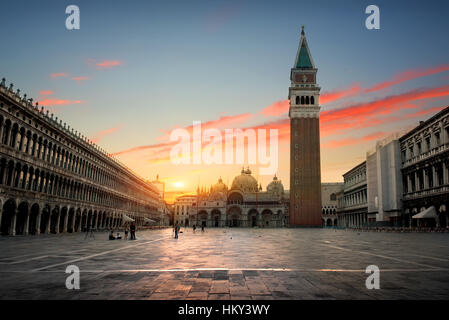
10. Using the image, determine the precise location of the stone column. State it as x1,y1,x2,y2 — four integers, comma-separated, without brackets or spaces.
24,211,30,235
415,171,420,191
45,211,51,234
11,209,17,236
443,162,449,185
424,168,429,189
432,165,438,187
55,213,60,234
63,212,68,233
36,212,41,235
407,173,412,193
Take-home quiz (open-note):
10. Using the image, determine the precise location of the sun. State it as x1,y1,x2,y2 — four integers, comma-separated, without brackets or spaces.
173,181,185,189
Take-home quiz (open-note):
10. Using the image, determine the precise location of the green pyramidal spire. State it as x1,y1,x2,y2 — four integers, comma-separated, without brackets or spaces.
294,26,314,69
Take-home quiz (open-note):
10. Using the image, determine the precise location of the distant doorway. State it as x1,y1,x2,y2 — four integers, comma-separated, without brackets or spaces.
251,216,256,227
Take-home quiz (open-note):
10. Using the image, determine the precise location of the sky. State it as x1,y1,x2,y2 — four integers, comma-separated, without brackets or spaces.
1,0,449,202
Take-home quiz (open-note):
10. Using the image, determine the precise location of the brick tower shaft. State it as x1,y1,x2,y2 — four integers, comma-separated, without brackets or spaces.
289,26,322,227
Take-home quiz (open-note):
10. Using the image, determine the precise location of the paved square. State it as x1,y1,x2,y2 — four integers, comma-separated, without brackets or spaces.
0,228,449,299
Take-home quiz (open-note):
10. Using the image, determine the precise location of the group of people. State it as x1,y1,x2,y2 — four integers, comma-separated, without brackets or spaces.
173,223,205,239
109,222,137,240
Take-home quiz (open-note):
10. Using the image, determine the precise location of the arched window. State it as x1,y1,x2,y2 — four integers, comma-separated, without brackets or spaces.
305,96,310,105
330,193,336,201
301,96,305,104
311,96,315,104
295,96,299,104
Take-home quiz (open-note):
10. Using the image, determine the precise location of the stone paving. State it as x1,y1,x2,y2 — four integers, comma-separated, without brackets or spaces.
0,228,448,299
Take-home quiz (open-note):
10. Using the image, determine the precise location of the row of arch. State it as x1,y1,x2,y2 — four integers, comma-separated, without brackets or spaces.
0,112,158,202
323,218,338,227
0,198,144,236
295,95,315,105
192,207,287,228
0,156,148,212
322,208,337,215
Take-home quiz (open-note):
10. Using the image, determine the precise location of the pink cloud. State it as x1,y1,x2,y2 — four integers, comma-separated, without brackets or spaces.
50,73,68,78
37,98,84,106
365,64,449,93
72,76,89,83
260,64,449,117
91,125,123,143
95,60,123,69
321,132,388,149
39,90,54,96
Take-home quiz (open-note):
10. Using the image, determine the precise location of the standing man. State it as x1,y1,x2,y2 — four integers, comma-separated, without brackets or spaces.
174,222,178,239
130,222,136,240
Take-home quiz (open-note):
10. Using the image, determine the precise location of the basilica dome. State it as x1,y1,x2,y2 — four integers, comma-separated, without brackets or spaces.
211,178,227,193
231,167,259,193
267,175,284,196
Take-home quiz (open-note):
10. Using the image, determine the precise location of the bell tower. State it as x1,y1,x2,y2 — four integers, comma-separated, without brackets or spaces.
289,26,322,227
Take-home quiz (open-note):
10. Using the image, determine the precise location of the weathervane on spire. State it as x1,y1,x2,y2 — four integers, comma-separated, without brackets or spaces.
301,25,305,35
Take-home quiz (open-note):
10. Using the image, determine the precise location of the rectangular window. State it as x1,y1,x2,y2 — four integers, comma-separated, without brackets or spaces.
426,137,431,151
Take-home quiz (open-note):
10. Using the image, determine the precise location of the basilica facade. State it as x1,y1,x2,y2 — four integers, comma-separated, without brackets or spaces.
185,168,289,228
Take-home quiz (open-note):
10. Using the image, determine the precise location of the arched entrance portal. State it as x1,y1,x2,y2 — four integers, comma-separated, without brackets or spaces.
261,209,273,228
16,202,29,235
1,199,16,235
59,207,67,233
50,207,59,234
28,203,40,235
211,209,221,227
198,211,208,227
74,209,81,232
227,206,241,227
248,209,258,227
67,208,75,233
40,205,50,234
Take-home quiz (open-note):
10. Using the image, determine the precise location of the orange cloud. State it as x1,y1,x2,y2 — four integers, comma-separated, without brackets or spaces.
72,76,89,83
405,105,446,119
95,60,122,69
321,85,449,124
37,98,83,106
50,73,68,78
260,64,449,116
39,90,54,96
260,100,290,116
322,132,388,149
91,125,122,143
320,84,362,104
365,64,449,93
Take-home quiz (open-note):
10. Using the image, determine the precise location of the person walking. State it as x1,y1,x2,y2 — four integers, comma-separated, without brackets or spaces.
201,223,205,232
193,224,196,233
174,223,179,239
124,227,129,240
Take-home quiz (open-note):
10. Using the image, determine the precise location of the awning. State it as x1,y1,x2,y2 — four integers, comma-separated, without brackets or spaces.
144,218,156,223
412,206,438,219
122,214,134,223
